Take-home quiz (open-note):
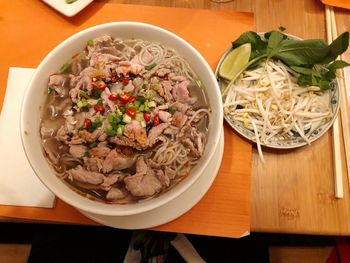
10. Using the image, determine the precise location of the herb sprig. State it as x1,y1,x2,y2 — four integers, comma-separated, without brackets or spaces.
231,29,349,90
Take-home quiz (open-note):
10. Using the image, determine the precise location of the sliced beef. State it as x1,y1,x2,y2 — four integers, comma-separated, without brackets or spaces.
157,170,170,187
102,149,136,173
109,136,148,151
182,138,201,157
164,167,177,180
171,101,189,113
68,165,104,185
90,52,121,67
124,157,162,197
84,157,103,172
48,74,68,97
69,145,88,158
161,80,174,102
100,173,124,191
90,146,111,158
172,80,196,104
158,110,171,123
163,126,180,136
148,123,169,146
106,187,127,202
172,111,187,128
124,120,147,145
42,138,62,165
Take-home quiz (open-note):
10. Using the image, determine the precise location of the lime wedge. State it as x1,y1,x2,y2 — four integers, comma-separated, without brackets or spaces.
219,43,251,81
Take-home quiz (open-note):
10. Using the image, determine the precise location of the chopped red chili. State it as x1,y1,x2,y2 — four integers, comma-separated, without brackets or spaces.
108,94,118,101
84,118,91,129
123,76,129,86
128,96,136,103
92,80,106,91
94,104,105,114
153,115,160,126
143,113,151,122
119,93,130,103
126,108,136,118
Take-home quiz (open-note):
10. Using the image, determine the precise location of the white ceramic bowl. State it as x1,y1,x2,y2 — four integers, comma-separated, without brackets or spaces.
20,22,223,216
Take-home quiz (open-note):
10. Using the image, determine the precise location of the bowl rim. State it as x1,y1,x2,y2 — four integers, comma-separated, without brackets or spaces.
20,21,223,216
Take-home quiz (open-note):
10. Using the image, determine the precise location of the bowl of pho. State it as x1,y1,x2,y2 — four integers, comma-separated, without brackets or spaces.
20,22,223,216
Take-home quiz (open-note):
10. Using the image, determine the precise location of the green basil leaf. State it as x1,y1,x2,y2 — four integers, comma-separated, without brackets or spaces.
266,31,284,58
232,31,267,59
264,30,288,42
297,75,313,87
290,66,321,77
274,39,329,66
319,79,331,90
327,60,350,71
321,32,349,64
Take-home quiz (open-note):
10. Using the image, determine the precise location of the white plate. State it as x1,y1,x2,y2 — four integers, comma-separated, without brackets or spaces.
216,33,340,149
42,0,93,17
79,128,224,229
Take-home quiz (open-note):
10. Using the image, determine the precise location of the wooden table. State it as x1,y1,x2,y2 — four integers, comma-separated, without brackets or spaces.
1,0,349,237
99,0,350,235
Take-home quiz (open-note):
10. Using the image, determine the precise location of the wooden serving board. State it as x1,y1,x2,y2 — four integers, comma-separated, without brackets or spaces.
0,1,253,238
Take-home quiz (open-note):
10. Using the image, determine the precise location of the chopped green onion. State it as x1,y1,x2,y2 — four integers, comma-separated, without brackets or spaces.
136,113,144,122
117,124,125,135
80,91,90,99
114,115,122,123
107,115,114,123
137,96,146,103
139,104,145,112
91,90,102,99
133,100,141,109
145,63,156,70
105,129,117,136
59,62,70,74
87,39,94,46
97,99,104,106
152,84,161,91
89,141,98,148
77,99,89,108
47,87,53,94
123,114,132,124
92,119,102,128
125,103,134,109
142,83,148,89
119,106,126,113
147,101,156,108
147,91,155,99
82,107,90,112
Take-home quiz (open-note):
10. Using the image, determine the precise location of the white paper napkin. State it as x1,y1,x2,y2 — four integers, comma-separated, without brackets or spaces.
0,67,55,208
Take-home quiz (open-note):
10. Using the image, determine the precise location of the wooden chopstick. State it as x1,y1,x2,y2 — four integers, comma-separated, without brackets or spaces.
325,6,343,198
329,7,350,193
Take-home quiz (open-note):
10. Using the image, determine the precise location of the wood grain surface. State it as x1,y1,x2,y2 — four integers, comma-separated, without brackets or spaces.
98,0,350,235
1,0,349,236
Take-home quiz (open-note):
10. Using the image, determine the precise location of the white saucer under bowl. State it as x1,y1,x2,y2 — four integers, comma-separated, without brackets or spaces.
79,128,224,229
